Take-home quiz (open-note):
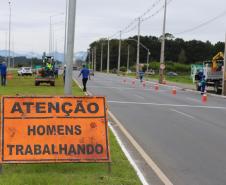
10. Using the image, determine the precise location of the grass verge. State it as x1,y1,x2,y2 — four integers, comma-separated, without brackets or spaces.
126,72,193,84
0,73,142,185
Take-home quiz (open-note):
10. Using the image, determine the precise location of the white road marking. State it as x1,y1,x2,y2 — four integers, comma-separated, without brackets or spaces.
109,111,174,185
108,100,226,110
109,122,150,185
134,94,145,99
89,85,134,90
170,109,195,119
87,85,169,92
73,77,152,185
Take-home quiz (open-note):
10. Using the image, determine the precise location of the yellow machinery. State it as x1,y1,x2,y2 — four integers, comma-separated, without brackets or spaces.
212,52,224,72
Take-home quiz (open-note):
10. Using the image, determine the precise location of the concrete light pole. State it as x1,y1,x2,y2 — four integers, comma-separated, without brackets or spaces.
64,0,77,95
49,16,52,55
64,0,69,64
88,49,91,68
91,48,94,70
107,37,110,73
49,13,64,56
117,31,122,74
8,0,12,68
147,50,150,72
127,38,149,67
127,45,130,73
100,42,104,72
94,47,97,72
5,32,7,62
159,0,167,83
136,17,141,74
222,33,226,96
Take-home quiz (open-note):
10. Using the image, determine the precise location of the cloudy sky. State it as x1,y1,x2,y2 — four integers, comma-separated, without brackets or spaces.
0,0,225,54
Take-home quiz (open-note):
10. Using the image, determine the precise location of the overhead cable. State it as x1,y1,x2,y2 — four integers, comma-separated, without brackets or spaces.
174,10,226,35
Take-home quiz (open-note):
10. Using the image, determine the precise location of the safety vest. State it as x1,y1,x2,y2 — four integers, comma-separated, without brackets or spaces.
47,63,53,70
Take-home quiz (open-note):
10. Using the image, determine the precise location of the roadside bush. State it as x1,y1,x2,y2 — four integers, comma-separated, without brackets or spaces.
120,66,127,72
148,61,190,74
130,65,136,72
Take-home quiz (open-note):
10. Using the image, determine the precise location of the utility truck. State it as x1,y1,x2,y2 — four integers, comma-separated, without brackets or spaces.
192,52,224,94
35,56,55,86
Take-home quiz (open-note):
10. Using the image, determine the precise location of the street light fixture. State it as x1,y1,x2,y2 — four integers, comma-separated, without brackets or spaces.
49,12,64,55
126,38,150,72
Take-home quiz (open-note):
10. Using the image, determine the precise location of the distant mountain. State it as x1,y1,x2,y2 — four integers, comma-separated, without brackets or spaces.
50,51,88,62
0,50,88,63
22,52,42,59
0,50,21,58
75,51,88,61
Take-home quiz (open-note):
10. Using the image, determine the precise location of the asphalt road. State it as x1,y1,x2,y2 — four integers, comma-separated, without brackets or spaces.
74,71,226,185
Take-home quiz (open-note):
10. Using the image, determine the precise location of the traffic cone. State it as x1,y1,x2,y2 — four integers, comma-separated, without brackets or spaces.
202,91,207,103
7,72,13,80
162,78,166,85
132,80,136,87
142,81,146,89
172,87,177,95
155,84,159,91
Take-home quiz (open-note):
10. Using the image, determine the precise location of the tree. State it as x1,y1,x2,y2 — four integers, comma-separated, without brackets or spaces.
88,34,223,71
159,33,175,41
178,49,187,64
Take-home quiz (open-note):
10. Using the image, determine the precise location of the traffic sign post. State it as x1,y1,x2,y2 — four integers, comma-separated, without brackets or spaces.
160,64,165,70
1,96,110,164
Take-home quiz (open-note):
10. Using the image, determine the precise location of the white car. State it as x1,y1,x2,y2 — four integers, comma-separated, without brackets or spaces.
18,67,33,76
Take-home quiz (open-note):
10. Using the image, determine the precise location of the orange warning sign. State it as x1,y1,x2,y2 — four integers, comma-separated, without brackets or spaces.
1,96,110,163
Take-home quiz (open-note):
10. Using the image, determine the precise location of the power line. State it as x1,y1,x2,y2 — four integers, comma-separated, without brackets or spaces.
140,0,163,18
123,25,138,34
174,10,226,35
121,0,164,33
108,0,165,38
109,31,120,39
141,0,173,22
121,18,138,33
123,0,173,35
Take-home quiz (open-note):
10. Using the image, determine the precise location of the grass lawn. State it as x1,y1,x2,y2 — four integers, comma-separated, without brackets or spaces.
0,73,141,185
147,74,193,84
126,72,192,84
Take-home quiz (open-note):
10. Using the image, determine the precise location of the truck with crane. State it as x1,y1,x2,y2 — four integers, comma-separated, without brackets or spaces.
193,52,224,94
